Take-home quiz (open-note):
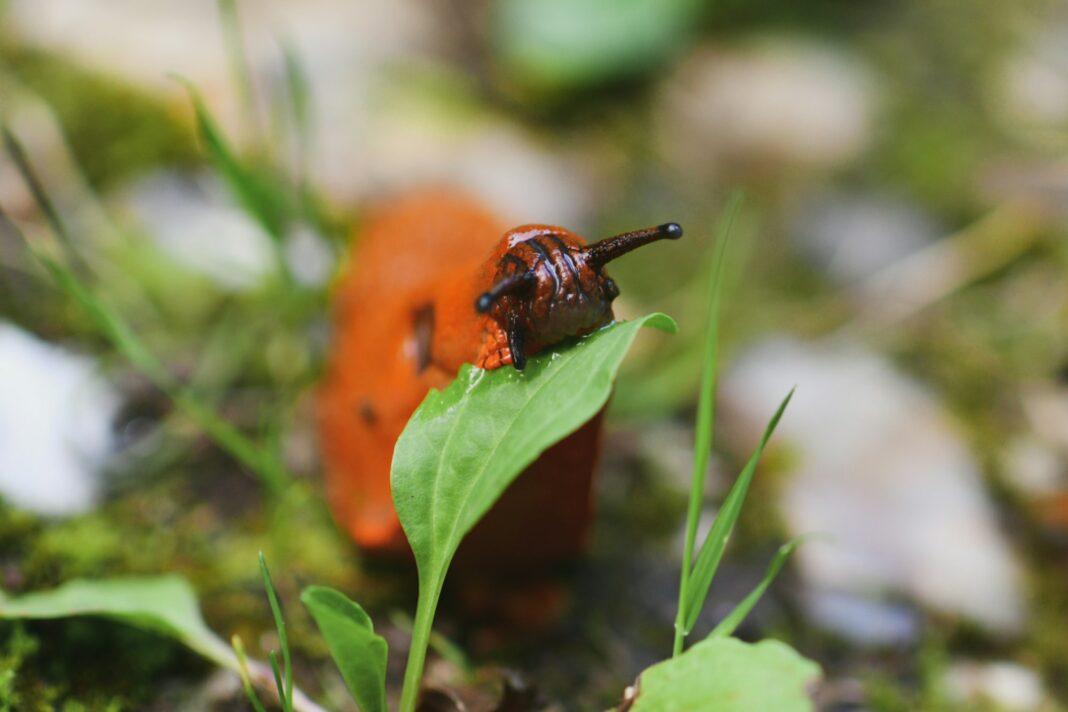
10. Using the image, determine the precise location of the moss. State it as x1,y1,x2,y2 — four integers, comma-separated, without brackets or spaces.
0,42,199,189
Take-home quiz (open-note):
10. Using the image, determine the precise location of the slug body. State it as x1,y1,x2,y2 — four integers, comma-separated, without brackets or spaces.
318,190,680,567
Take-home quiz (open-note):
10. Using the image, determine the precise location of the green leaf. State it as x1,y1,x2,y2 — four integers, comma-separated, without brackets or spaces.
0,576,326,712
393,313,675,582
708,536,810,639
301,587,388,712
631,637,820,712
681,388,794,635
0,575,234,668
492,0,701,94
393,313,675,711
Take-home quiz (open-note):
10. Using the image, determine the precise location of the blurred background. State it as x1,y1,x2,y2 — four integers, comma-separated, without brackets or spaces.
1,0,1067,709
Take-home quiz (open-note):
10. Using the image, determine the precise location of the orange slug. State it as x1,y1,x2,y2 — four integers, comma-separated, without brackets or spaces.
317,190,681,567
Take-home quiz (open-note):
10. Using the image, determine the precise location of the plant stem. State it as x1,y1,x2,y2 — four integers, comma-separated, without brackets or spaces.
671,194,742,657
399,574,445,712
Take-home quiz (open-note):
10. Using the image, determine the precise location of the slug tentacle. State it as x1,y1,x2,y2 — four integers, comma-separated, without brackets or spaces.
475,270,535,313
583,222,683,267
506,313,527,371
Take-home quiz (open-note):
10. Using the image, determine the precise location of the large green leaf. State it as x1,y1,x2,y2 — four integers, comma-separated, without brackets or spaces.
0,575,234,667
301,586,388,712
632,637,820,711
392,313,674,582
0,576,326,712
393,313,675,711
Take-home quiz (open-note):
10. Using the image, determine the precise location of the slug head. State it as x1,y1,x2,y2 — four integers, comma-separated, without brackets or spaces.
475,222,682,370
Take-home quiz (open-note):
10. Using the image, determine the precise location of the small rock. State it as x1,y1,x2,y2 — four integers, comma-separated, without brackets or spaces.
284,224,336,288
993,23,1068,132
119,171,277,290
0,322,120,515
1021,383,1068,454
943,661,1049,711
721,336,1027,635
659,39,874,177
1003,436,1066,499
801,590,920,647
792,191,940,283
355,91,599,228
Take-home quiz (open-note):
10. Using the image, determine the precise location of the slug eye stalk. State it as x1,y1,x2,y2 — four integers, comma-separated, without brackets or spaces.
474,270,535,313
583,222,683,267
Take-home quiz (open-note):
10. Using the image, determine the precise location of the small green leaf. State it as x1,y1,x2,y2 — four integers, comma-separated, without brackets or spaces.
0,576,234,667
301,587,388,712
709,536,809,639
631,637,820,712
681,388,794,635
393,313,675,711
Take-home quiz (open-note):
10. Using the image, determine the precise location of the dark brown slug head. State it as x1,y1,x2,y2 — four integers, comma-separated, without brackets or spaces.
474,222,683,370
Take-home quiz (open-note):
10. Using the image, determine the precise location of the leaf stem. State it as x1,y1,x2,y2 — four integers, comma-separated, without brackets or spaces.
398,573,445,712
672,193,743,657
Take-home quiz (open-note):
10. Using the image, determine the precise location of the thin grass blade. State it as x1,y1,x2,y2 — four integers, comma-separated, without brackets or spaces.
268,651,286,711
281,42,311,157
217,0,261,142
0,131,288,493
35,246,286,491
172,76,290,244
681,387,794,634
259,553,293,712
708,535,811,639
1,125,73,248
671,192,743,655
232,635,268,712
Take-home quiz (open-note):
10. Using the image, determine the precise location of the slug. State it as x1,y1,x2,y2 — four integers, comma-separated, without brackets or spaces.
318,190,681,567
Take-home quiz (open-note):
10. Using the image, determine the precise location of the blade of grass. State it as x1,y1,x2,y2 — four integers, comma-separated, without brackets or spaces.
259,553,293,712
672,191,743,656
281,40,311,179
1,124,74,250
232,635,268,712
0,202,287,493
681,387,794,635
708,535,810,639
217,0,261,144
269,652,286,710
171,76,292,250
